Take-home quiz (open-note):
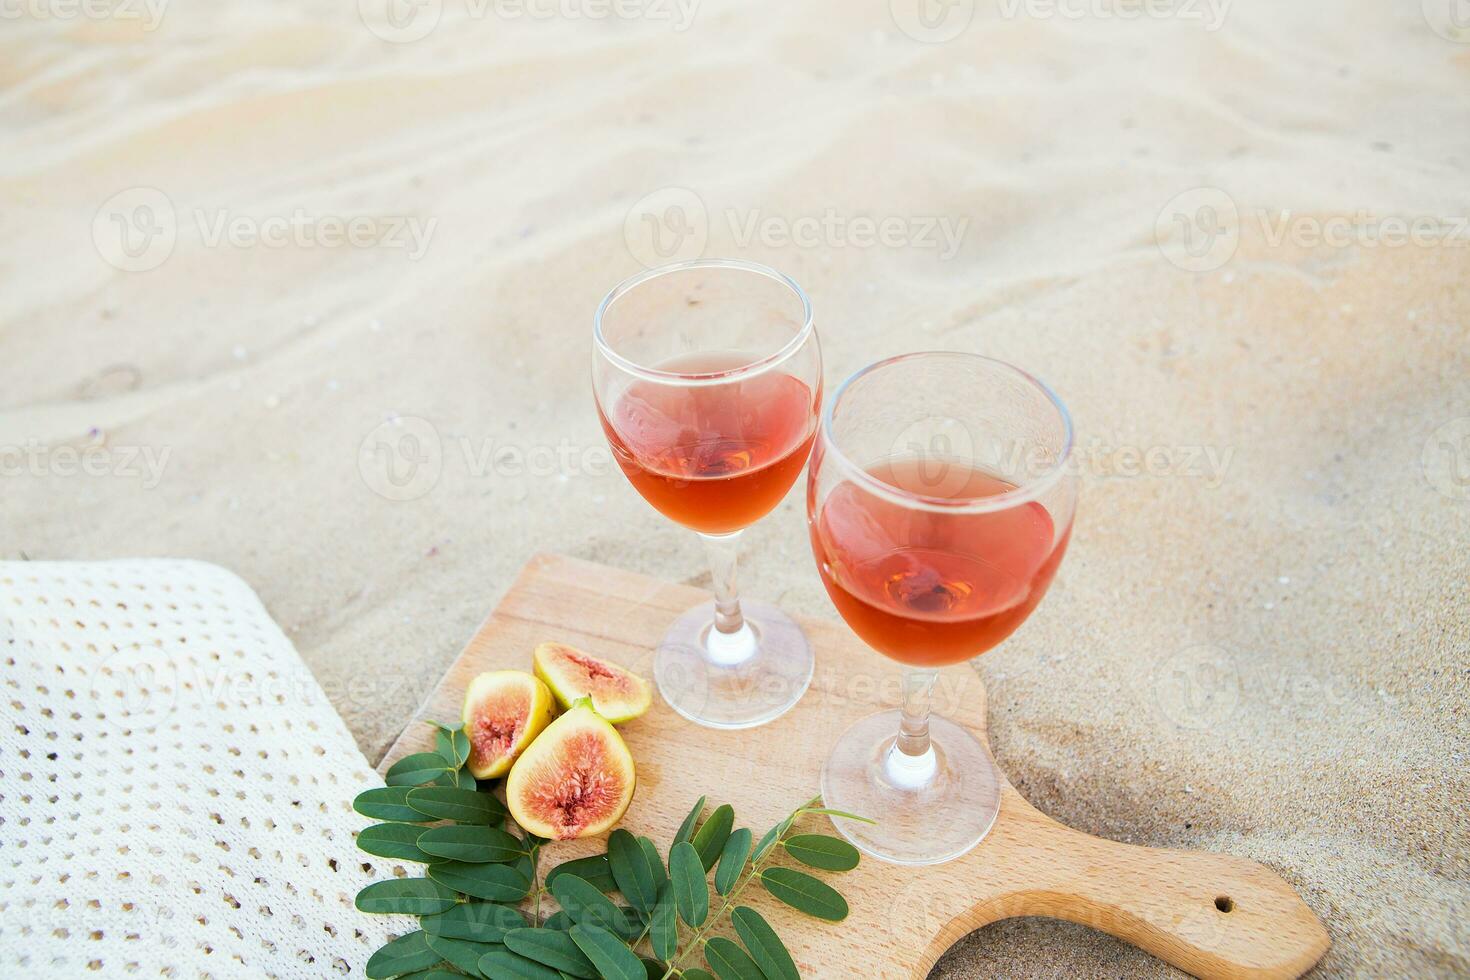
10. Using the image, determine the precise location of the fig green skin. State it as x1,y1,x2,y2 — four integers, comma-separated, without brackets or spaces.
505,701,637,841
533,642,653,724
460,670,557,780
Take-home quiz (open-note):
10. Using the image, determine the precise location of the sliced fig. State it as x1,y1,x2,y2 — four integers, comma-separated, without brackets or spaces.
461,670,556,780
533,642,653,724
506,699,636,840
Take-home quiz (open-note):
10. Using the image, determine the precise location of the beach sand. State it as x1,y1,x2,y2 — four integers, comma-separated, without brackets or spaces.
2,0,1467,975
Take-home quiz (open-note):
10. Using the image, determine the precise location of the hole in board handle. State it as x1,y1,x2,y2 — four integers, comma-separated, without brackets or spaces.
1215,895,1234,913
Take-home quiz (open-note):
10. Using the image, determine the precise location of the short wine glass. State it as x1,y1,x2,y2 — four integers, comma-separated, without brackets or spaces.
807,351,1077,864
593,259,822,729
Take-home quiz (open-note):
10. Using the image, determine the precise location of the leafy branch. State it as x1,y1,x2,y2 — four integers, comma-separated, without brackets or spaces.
351,721,870,979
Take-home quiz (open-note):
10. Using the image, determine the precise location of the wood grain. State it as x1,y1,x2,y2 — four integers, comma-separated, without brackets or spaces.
380,553,1329,979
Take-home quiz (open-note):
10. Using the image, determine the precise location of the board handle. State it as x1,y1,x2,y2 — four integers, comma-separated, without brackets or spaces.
969,805,1330,979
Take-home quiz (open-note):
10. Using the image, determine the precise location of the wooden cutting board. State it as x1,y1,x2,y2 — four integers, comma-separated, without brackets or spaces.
379,553,1328,979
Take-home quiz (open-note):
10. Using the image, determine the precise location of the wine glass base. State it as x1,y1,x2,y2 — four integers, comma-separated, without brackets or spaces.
654,599,813,730
820,709,1001,866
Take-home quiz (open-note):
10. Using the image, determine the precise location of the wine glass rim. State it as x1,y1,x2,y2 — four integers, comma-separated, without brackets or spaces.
593,258,815,386
821,350,1075,515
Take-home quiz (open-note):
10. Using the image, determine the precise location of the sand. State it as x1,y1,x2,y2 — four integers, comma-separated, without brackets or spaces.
2,0,1467,975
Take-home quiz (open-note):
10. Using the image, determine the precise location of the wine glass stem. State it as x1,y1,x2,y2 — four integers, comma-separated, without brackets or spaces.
699,530,745,633
896,667,938,757
698,530,758,667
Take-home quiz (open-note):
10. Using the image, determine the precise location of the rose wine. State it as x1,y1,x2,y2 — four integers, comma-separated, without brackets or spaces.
810,456,1069,667
599,351,818,535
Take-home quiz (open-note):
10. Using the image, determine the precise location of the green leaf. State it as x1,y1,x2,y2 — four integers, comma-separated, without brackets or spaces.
782,834,860,872
714,827,752,895
479,947,564,980
617,905,646,937
420,901,527,943
364,930,440,979
426,932,497,975
396,971,464,980
354,786,433,823
355,878,459,915
672,795,706,849
753,814,795,862
503,927,596,978
649,883,678,961
437,765,478,790
546,854,617,893
356,822,430,862
669,840,709,928
429,861,532,902
751,826,779,863
704,936,765,980
387,751,451,786
640,958,667,980
436,725,472,768
569,923,646,980
637,835,668,895
550,874,631,938
684,972,717,980
607,829,657,915
799,806,877,824
731,906,798,980
541,910,571,931
691,803,734,871
758,867,848,922
418,825,525,864
406,785,506,824
510,848,535,892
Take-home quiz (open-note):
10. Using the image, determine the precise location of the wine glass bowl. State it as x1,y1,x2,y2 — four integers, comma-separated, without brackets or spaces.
593,259,822,729
808,351,1076,864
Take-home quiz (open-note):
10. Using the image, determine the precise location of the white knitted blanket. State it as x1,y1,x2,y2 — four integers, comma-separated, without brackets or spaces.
0,560,412,978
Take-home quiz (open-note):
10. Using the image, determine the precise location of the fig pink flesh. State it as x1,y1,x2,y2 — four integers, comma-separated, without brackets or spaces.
468,685,531,771
521,729,630,839
556,648,632,693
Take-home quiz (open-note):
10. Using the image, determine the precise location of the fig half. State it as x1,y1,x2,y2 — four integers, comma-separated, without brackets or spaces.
533,642,653,724
506,699,636,840
460,670,556,779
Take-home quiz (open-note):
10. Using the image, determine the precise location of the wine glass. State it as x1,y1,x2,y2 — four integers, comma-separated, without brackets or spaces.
807,351,1077,864
593,259,822,729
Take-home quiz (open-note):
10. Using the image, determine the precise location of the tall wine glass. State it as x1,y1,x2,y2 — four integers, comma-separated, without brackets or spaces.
807,352,1077,864
593,259,822,729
